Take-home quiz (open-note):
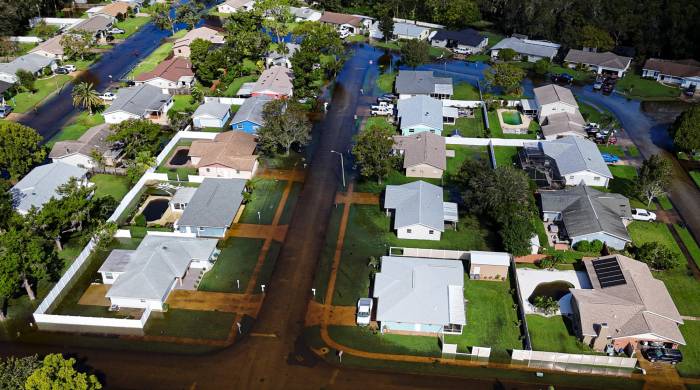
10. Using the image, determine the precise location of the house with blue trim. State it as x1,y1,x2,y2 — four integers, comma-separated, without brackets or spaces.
175,178,247,238
396,95,444,136
230,95,273,133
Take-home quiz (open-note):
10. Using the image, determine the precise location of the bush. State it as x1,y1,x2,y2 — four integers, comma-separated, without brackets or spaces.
129,225,147,238
134,213,146,227
574,240,604,253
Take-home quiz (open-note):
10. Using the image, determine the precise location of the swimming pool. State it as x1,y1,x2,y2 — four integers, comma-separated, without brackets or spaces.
527,280,574,305
141,198,170,222
500,110,523,125
168,148,190,166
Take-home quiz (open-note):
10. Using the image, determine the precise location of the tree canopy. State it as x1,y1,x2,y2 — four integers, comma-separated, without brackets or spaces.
0,121,46,181
107,119,164,160
670,105,700,153
579,25,615,52
0,355,40,389
637,154,672,207
400,39,430,68
352,121,397,184
257,99,312,155
634,242,679,270
484,63,525,95
25,354,102,390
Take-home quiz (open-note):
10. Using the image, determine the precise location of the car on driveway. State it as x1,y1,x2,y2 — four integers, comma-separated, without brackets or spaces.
61,64,76,72
0,105,13,118
356,298,373,326
107,27,125,35
99,91,116,101
642,347,682,364
632,208,657,222
54,67,69,74
551,73,574,84
600,153,619,164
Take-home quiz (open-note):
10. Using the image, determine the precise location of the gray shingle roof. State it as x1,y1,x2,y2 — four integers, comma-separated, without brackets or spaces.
540,111,587,138
10,162,88,214
49,123,118,159
171,187,197,205
192,102,230,120
540,184,632,241
104,84,172,117
490,36,560,59
373,256,465,326
251,66,293,96
99,249,134,273
71,15,113,33
393,22,428,38
393,132,446,170
105,235,218,301
533,84,578,107
231,95,273,126
0,53,55,76
431,28,486,47
564,49,631,70
534,136,612,179
397,95,444,132
384,180,447,231
395,70,453,96
177,178,246,229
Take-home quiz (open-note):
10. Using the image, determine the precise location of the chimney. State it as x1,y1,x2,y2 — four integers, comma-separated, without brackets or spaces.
592,323,610,351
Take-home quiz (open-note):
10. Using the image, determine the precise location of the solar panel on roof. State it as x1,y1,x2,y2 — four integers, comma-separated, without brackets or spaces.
592,257,626,288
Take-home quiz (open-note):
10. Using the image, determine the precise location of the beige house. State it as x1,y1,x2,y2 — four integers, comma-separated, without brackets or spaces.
468,251,510,281
173,26,226,58
533,84,587,140
188,131,258,179
29,35,65,60
392,132,446,179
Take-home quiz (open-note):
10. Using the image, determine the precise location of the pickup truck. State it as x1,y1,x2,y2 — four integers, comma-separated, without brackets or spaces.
370,101,394,116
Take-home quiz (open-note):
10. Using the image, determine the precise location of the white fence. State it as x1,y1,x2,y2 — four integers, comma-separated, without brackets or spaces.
30,17,83,28
204,96,246,105
392,18,444,29
10,36,43,43
443,99,483,108
512,349,638,374
391,247,468,260
446,137,532,147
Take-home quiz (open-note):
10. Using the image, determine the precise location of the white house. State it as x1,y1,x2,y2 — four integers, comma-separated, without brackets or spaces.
533,84,587,140
103,84,173,124
289,6,322,22
0,53,57,84
10,162,89,215
29,35,66,61
564,49,632,78
430,28,488,54
319,11,366,35
49,124,123,169
489,35,560,62
191,102,231,129
384,181,458,241
395,70,453,100
392,22,430,41
642,58,700,89
217,0,255,14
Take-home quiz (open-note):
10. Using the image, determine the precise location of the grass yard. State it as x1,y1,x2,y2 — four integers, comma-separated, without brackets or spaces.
128,42,173,78
10,75,72,113
483,31,504,49
678,320,700,377
90,174,131,201
452,83,481,100
597,144,625,158
527,315,595,354
364,116,394,131
145,309,235,340
690,171,700,190
443,115,485,137
607,165,651,209
114,16,150,39
224,75,257,97
198,237,264,293
549,65,594,82
255,240,282,292
355,170,439,194
172,95,200,112
674,224,700,268
46,112,105,147
239,179,287,224
376,72,396,93
328,325,441,357
465,54,490,62
446,145,489,176
444,278,522,360
487,111,537,139
313,204,344,302
493,146,519,168
616,74,680,100
578,101,606,123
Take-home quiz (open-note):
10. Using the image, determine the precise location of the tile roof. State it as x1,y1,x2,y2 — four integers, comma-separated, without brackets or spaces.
393,132,446,170
135,56,193,83
395,70,453,95
643,58,700,78
177,178,246,229
397,95,444,132
530,136,612,179
104,84,172,116
10,162,88,213
384,180,448,231
564,49,632,70
49,123,119,159
30,35,65,57
188,131,257,171
97,2,131,17
431,28,486,47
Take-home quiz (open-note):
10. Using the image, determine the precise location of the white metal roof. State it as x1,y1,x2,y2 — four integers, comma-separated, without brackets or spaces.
448,285,466,325
469,251,511,266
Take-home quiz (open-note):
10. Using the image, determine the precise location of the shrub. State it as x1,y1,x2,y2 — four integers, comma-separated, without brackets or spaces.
134,213,146,227
574,240,591,252
129,225,147,238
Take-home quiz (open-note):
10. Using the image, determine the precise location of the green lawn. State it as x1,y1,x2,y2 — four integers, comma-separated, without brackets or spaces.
46,112,105,148
312,204,344,302
198,237,264,292
10,75,72,113
446,145,489,176
493,146,519,168
678,320,700,377
452,83,480,100
578,101,606,123
254,240,282,293
616,74,680,100
674,224,700,268
224,75,257,97
465,54,490,62
239,179,287,224
345,34,367,43
527,315,595,354
627,145,640,157
549,65,594,82
444,278,522,360
597,144,625,158
690,171,700,190
328,325,441,357
488,111,537,139
90,174,131,201
376,72,396,93
364,116,394,131
628,221,682,257
114,16,150,39
607,165,651,209
171,95,200,112
483,31,504,49
145,309,235,340
128,42,173,78
443,113,484,137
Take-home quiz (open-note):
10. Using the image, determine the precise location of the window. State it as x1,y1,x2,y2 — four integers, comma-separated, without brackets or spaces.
593,176,600,181
105,273,113,279
198,227,205,231
429,230,434,234
443,324,462,334
406,228,412,233
569,175,574,180
206,168,211,172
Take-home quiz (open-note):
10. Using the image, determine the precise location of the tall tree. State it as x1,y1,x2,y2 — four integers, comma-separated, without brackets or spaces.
257,99,311,155
579,25,615,52
0,121,46,181
425,0,480,29
255,0,294,52
0,227,59,301
484,63,525,95
670,105,700,153
125,151,156,184
188,38,212,70
60,31,93,61
15,69,36,93
352,122,396,184
224,10,270,64
400,39,430,68
290,22,344,98
0,355,40,386
176,2,203,30
107,119,164,159
635,242,679,270
71,82,102,115
152,3,176,34
25,354,102,390
377,7,394,42
637,154,672,207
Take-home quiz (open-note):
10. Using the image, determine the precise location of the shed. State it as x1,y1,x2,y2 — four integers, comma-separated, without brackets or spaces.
468,251,510,281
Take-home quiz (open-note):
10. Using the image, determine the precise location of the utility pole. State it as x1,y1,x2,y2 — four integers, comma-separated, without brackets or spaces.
330,150,345,188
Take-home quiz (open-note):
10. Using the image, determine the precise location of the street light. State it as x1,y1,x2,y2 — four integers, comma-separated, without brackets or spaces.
257,211,261,224
330,150,345,188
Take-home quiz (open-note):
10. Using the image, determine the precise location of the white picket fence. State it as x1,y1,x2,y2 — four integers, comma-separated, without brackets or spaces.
512,349,638,374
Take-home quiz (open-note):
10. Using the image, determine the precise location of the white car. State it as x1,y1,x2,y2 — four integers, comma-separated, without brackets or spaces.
631,208,657,222
99,92,116,101
356,298,373,326
61,64,76,72
107,28,125,35
453,47,472,55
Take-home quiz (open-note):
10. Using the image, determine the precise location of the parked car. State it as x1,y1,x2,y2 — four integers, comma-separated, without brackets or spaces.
642,348,682,364
631,208,657,222
684,84,696,97
356,298,373,326
370,101,394,116
376,96,394,103
54,67,69,74
99,91,116,101
0,105,13,118
453,47,471,55
593,81,603,90
107,27,125,35
551,73,574,84
61,64,76,72
600,153,620,164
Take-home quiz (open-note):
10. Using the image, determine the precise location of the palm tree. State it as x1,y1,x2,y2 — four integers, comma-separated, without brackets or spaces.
90,149,106,173
71,82,102,115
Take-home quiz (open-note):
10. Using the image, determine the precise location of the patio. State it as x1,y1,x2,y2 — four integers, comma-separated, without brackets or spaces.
516,268,591,315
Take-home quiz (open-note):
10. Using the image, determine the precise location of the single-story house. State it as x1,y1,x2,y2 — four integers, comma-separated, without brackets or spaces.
519,136,613,188
29,35,65,61
397,95,444,136
642,58,700,89
173,26,226,58
49,123,123,169
134,56,195,93
217,0,256,14
169,187,197,212
395,70,453,100
533,84,587,139
468,251,510,281
392,22,430,41
430,28,488,54
384,180,458,241
70,15,114,40
540,184,632,250
176,178,247,238
319,11,366,35
289,6,322,22
564,49,632,78
10,162,89,215
230,95,273,133
373,256,466,335
192,102,231,129
0,53,57,84
188,131,258,179
235,82,256,98
251,66,293,98
103,84,173,124
540,111,587,140
392,132,446,179
571,255,685,352
96,1,134,18
103,235,219,310
265,43,300,69
489,35,560,62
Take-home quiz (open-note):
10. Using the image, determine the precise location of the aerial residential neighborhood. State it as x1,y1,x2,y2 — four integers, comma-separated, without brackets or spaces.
0,0,699,389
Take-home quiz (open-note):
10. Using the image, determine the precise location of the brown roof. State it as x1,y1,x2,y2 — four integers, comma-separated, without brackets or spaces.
571,255,685,345
98,2,131,17
173,26,226,50
252,66,293,96
135,56,194,83
564,49,631,70
319,11,363,27
30,35,64,56
643,58,700,78
189,131,258,171
49,124,118,159
533,84,578,107
393,132,446,170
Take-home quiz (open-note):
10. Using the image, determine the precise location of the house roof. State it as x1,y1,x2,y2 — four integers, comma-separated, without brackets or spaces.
397,95,444,132
173,26,225,50
571,255,684,344
533,84,578,107
231,95,273,126
10,162,88,213
251,66,293,96
319,11,363,27
266,42,300,63
177,178,246,229
470,251,510,267
105,235,218,301
373,256,465,326
97,2,131,17
393,132,446,170
0,80,12,95
104,84,172,117
643,58,700,78
222,0,254,9
384,180,448,231
541,111,587,138
539,184,632,241
289,6,321,20
395,70,453,96
431,28,486,47
192,101,230,120
171,187,197,205
490,36,560,58
564,49,632,70
49,123,119,159
99,249,135,274
30,35,64,57
532,136,612,179
135,56,194,83
71,15,113,33
393,22,428,38
188,131,257,171
0,53,55,76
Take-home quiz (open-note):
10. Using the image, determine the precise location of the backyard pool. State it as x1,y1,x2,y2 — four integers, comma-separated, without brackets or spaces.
141,198,170,222
527,281,574,305
501,110,523,125
169,148,190,166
